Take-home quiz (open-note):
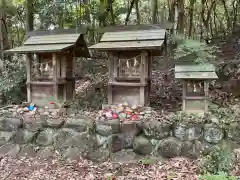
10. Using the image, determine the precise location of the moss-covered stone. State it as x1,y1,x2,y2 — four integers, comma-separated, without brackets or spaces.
95,120,120,136
13,130,37,144
36,128,55,146
156,137,182,158
133,135,152,155
142,120,172,140
64,116,92,132
227,123,240,144
174,123,202,141
204,124,224,144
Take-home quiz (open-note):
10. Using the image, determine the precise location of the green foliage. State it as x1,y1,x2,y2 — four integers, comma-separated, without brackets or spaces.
173,35,218,64
200,172,238,180
199,143,233,175
170,111,209,124
0,55,26,104
171,104,240,129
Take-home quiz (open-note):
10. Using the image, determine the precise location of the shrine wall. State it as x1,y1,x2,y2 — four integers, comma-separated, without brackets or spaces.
0,108,239,161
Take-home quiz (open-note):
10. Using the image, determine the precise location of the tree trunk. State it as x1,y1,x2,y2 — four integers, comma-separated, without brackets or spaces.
26,0,34,31
135,0,141,24
188,0,195,37
177,0,185,34
83,0,91,24
168,0,175,23
0,0,9,70
151,0,158,24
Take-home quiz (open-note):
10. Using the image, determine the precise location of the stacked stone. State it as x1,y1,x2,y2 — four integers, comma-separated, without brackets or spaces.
96,103,153,121
94,119,141,156
0,106,239,161
132,119,229,158
0,110,99,160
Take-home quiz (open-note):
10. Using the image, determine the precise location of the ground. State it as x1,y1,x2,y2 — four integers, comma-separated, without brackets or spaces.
0,155,199,180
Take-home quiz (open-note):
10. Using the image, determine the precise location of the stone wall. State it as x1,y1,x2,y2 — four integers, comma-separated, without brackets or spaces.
0,109,239,162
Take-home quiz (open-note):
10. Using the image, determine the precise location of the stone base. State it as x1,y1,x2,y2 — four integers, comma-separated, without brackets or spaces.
0,108,239,161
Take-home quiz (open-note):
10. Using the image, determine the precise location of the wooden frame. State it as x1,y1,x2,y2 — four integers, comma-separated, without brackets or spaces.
182,79,209,113
5,31,90,108
108,50,150,106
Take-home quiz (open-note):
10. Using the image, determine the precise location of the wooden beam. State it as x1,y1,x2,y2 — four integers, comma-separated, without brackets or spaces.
52,53,58,100
182,81,186,112
108,82,147,86
148,52,152,105
72,55,76,100
139,51,147,106
204,81,209,112
62,55,67,101
26,54,32,102
108,54,114,104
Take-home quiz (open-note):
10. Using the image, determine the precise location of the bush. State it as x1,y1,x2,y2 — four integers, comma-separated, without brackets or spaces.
0,55,26,104
200,172,238,180
199,142,233,175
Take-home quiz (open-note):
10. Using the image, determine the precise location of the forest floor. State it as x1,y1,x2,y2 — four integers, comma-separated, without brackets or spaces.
0,155,199,180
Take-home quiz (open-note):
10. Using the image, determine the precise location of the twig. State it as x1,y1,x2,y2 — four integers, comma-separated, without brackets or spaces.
3,171,12,180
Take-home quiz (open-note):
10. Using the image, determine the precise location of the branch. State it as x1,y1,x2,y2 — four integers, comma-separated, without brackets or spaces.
125,0,135,25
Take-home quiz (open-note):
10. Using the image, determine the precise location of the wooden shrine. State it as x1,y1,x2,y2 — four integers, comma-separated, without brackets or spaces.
89,25,166,106
5,29,90,107
175,63,218,114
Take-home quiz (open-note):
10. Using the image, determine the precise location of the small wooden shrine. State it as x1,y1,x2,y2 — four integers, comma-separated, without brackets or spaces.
89,25,166,106
175,63,218,113
5,29,90,107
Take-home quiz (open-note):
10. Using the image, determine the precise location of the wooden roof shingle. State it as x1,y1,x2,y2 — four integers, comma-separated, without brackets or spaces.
89,25,166,52
175,64,218,79
5,31,90,57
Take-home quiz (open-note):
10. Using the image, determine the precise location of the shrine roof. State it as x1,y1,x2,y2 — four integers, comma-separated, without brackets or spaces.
4,30,90,57
175,63,218,79
5,44,74,53
89,26,166,52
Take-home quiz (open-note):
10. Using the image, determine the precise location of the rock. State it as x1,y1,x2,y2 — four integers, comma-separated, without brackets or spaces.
87,148,110,162
110,134,123,152
0,131,15,145
174,123,202,141
0,143,20,157
37,147,54,159
180,141,203,159
63,132,98,153
96,134,108,147
133,136,152,155
0,117,22,131
18,145,38,157
13,130,37,144
227,123,240,144
24,115,44,132
121,121,141,148
0,143,15,156
156,137,182,158
142,120,172,140
62,147,82,160
204,124,224,144
96,120,120,136
45,118,64,128
64,116,94,132
111,149,140,163
53,128,79,149
36,129,55,146
7,144,21,157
